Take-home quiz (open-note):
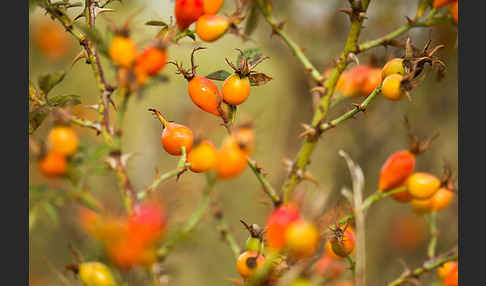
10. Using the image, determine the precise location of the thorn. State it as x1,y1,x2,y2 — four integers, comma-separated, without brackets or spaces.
347,53,360,66
339,8,354,18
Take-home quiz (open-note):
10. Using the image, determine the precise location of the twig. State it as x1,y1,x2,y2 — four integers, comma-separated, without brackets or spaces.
213,209,241,260
387,248,458,286
247,158,281,207
358,8,438,53
258,1,372,202
320,86,382,132
137,147,190,200
427,211,438,259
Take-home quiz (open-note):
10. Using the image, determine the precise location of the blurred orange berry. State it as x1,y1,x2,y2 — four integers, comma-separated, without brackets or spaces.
433,0,456,8
216,136,248,179
285,220,319,259
187,140,218,173
38,151,67,178
443,263,458,286
315,254,345,279
32,17,72,61
195,14,229,42
438,261,458,280
379,150,416,191
48,126,79,156
109,36,137,68
175,0,204,30
430,187,455,211
388,214,426,251
265,203,301,251
407,172,441,199
203,0,224,14
135,46,167,76
450,1,458,24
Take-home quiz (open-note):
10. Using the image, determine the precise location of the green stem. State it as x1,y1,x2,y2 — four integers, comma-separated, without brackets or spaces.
320,86,382,132
137,147,190,200
358,8,438,52
427,212,438,259
387,251,457,286
215,216,241,260
255,0,323,84
247,158,281,206
157,175,217,260
277,6,370,202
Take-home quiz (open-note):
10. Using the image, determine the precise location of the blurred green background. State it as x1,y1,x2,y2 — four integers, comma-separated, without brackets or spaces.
29,0,458,285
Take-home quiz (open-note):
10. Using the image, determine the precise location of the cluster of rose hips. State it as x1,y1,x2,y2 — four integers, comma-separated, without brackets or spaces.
438,261,458,286
378,133,455,214
328,55,435,102
235,203,357,284
175,0,236,43
38,126,79,178
433,0,458,24
149,108,254,179
78,201,167,269
326,64,382,98
171,47,267,117
109,27,167,92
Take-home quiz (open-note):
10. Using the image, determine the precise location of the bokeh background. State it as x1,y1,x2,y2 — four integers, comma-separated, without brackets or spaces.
29,0,458,285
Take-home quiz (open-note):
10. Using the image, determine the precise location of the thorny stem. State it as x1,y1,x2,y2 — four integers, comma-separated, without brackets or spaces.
41,0,135,213
214,213,241,260
427,211,438,259
387,249,458,286
273,3,370,203
320,86,382,132
358,8,438,52
248,158,281,206
157,175,217,260
256,0,323,84
137,147,190,200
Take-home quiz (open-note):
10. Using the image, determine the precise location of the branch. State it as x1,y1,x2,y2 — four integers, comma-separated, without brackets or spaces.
247,158,281,207
358,8,438,53
387,248,458,286
320,85,382,132
255,0,323,84
213,209,241,260
137,147,190,200
276,3,371,202
427,211,438,259
157,175,217,260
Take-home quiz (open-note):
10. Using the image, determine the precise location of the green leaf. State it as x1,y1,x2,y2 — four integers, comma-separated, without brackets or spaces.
236,48,262,69
38,71,66,95
206,70,232,81
145,20,168,28
248,72,272,86
48,94,81,107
